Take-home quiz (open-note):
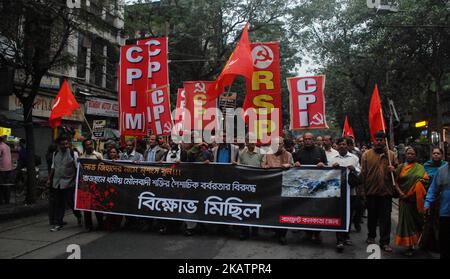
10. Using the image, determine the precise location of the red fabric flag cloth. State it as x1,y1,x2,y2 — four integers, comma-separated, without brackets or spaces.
208,23,253,100
369,84,386,141
343,115,355,138
48,80,80,128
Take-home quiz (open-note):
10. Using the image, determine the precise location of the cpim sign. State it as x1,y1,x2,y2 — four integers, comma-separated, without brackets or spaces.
119,38,172,136
119,44,149,136
287,75,328,130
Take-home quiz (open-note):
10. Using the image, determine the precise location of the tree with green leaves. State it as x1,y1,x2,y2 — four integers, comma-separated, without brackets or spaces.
289,0,450,144
0,0,119,204
124,0,298,125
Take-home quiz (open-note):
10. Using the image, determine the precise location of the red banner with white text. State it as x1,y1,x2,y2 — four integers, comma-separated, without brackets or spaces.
137,37,173,136
183,81,218,132
119,44,150,136
173,88,190,135
243,42,282,142
287,75,328,130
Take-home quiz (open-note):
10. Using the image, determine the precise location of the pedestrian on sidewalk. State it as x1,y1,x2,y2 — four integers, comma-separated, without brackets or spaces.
425,161,450,259
394,146,428,256
80,139,104,232
360,131,398,252
0,135,13,205
48,135,82,232
329,138,361,253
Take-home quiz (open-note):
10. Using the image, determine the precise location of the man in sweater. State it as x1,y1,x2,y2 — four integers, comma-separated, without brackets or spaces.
360,131,398,252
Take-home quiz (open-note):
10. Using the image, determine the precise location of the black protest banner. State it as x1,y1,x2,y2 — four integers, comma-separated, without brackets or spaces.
75,159,349,231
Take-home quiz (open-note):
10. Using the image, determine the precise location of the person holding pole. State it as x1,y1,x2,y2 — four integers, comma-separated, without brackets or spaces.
360,131,398,252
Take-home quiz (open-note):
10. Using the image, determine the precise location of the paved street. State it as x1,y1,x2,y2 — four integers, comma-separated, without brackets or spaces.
0,202,439,259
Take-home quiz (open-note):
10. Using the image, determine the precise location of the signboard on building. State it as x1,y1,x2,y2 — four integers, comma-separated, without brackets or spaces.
86,98,119,118
0,127,11,137
8,95,84,122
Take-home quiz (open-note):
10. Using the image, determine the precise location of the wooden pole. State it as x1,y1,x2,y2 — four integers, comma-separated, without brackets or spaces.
380,108,396,186
79,109,93,136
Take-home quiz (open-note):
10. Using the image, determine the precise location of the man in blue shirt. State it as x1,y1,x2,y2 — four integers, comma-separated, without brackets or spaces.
212,132,239,163
425,164,450,259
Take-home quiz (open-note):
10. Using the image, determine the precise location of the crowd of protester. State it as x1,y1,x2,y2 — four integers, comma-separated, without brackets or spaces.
42,131,450,259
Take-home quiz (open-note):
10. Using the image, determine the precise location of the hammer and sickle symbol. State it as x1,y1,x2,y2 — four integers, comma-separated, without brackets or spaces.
163,121,173,133
194,82,206,93
310,113,324,125
255,49,273,64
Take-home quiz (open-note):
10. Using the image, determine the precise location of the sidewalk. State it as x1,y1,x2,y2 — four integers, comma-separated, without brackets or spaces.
0,212,106,259
0,194,49,223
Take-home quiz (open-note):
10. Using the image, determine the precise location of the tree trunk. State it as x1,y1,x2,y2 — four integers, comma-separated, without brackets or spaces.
23,93,37,204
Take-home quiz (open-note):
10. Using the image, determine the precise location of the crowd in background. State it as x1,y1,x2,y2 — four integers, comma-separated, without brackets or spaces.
2,130,448,259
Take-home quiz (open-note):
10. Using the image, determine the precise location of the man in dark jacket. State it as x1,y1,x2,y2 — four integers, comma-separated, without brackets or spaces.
293,132,328,244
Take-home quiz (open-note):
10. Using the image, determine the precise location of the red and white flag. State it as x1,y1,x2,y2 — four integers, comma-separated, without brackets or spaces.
287,75,328,130
48,80,80,129
184,81,218,131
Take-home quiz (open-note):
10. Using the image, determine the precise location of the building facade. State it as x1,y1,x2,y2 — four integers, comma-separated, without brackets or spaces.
0,0,125,172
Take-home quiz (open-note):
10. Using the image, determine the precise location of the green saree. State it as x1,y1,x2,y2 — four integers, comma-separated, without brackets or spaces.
395,163,429,247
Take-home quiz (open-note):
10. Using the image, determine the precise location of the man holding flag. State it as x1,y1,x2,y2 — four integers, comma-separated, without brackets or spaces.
360,85,398,252
47,80,83,232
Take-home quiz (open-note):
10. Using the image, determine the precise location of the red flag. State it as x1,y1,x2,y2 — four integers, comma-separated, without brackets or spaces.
48,80,80,129
208,23,253,100
343,115,355,138
368,84,386,141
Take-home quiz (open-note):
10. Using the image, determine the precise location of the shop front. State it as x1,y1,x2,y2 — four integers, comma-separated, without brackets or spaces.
85,97,119,152
1,94,86,172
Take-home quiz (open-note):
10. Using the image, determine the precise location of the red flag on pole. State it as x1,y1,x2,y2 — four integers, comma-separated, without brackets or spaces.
208,23,253,100
48,80,80,129
343,115,355,138
368,84,386,141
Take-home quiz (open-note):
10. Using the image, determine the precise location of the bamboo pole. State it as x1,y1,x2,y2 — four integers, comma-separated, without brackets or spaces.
380,108,396,186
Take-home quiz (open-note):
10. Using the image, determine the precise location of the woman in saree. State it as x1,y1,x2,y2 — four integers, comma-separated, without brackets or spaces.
394,146,429,256
422,148,448,251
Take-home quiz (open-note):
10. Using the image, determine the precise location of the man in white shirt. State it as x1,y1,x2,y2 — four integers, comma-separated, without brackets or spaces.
80,139,104,232
323,135,339,162
329,137,361,253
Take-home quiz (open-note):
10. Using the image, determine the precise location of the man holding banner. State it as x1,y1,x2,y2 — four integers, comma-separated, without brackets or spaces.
329,138,361,253
262,137,293,245
293,132,328,244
